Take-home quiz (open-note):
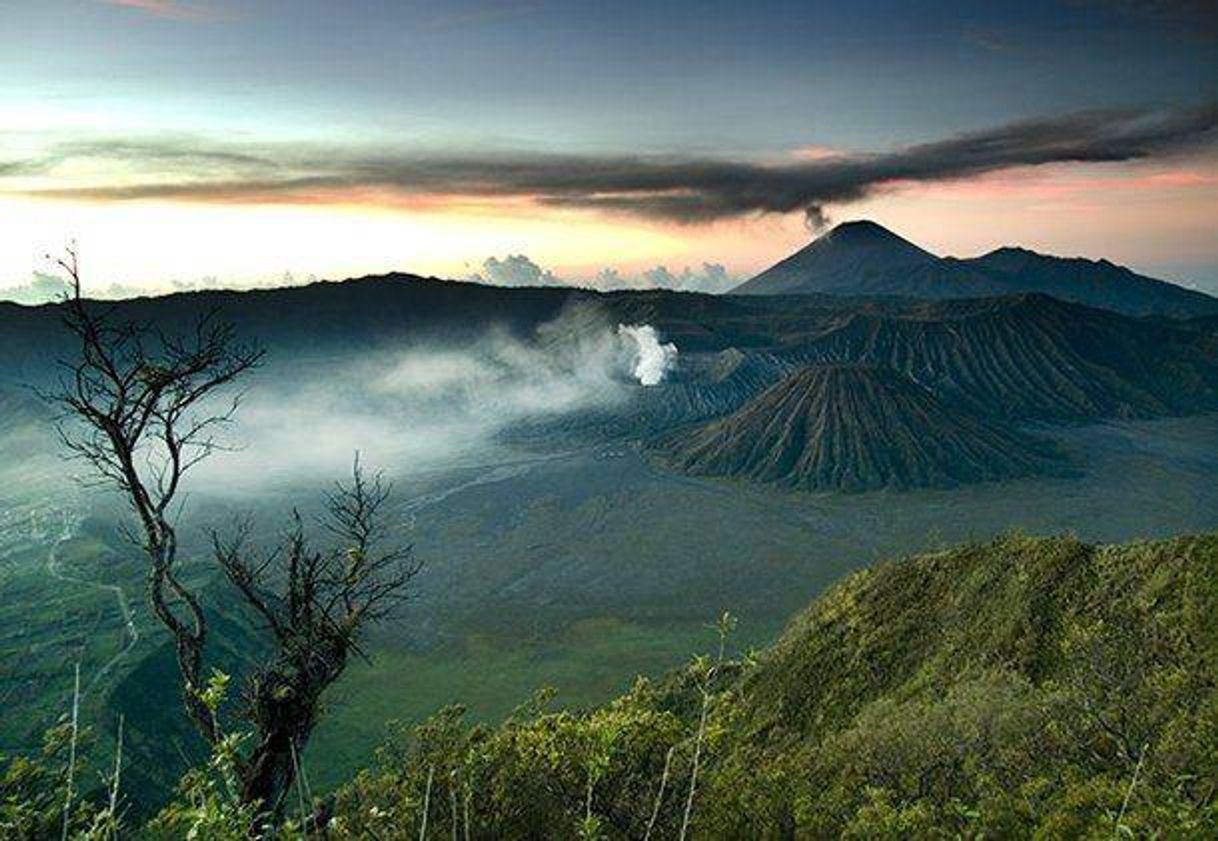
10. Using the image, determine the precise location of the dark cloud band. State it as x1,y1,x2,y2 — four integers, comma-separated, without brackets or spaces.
8,102,1217,224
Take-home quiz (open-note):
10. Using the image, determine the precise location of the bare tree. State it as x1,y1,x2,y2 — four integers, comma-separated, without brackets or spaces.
48,248,419,822
213,459,420,813
49,244,263,745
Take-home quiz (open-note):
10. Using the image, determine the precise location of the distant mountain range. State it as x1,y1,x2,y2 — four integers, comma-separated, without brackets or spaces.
779,294,1218,421
651,364,1068,491
4,262,1218,493
733,220,1218,318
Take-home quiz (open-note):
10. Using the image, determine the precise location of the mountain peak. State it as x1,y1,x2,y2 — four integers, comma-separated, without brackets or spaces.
821,219,905,242
732,219,946,296
811,220,933,259
734,221,1218,317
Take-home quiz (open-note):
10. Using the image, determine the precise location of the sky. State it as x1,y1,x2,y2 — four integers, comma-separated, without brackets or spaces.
1,0,1217,297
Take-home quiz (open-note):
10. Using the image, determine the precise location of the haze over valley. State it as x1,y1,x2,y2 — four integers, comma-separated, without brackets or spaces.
4,225,1218,805
3,1,1218,836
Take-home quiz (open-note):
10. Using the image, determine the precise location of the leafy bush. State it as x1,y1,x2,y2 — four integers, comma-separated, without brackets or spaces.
8,532,1216,837
330,532,1218,838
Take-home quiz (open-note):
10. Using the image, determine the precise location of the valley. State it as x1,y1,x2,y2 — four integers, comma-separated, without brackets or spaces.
2,227,1217,820
4,6,1217,832
6,410,1216,800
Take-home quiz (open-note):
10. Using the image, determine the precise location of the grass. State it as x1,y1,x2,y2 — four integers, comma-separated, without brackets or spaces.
305,616,757,791
0,534,130,747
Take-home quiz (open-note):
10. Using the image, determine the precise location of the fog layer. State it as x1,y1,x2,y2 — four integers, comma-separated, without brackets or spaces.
194,305,678,490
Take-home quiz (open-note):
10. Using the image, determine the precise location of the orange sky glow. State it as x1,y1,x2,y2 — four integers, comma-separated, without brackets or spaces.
2,155,1217,294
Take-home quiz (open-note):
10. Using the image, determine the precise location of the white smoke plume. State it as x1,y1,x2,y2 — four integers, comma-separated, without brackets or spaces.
618,324,678,386
4,306,684,497
184,307,679,491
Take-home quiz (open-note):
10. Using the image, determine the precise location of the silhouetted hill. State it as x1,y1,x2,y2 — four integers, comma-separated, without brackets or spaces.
3,275,1216,449
0,275,579,384
734,221,1218,318
733,220,1006,299
650,364,1066,491
970,246,1218,318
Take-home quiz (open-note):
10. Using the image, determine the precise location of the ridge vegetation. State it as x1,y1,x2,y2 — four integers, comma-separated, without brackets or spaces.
325,531,1218,839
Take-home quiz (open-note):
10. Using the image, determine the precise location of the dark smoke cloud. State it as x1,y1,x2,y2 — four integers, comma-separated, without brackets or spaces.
0,156,47,177
8,102,1218,223
55,137,277,171
803,205,833,232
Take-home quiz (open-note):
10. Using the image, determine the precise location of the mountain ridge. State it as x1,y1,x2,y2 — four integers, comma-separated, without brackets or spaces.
326,530,1218,838
734,220,1218,318
5,276,1217,431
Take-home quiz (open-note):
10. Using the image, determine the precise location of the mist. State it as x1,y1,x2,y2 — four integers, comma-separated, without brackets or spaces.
191,304,678,492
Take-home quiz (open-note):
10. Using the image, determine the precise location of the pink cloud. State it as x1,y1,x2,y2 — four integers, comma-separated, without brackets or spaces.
100,0,215,21
896,163,1218,203
788,145,842,162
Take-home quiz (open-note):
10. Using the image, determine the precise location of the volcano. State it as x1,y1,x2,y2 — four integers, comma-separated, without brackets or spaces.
733,220,1218,318
650,364,1068,491
731,220,1003,299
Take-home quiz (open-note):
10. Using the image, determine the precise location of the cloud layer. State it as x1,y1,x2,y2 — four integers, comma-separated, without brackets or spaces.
0,273,71,305
467,255,737,292
1,255,731,304
7,102,1218,226
469,255,564,288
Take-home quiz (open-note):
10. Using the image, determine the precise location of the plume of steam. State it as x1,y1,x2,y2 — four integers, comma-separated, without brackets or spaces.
618,324,678,386
181,307,680,491
3,306,684,496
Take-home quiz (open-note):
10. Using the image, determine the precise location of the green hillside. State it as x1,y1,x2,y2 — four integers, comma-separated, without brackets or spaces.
329,531,1218,839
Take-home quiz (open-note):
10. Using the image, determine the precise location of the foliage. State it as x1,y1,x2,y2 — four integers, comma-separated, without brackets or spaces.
331,680,699,839
0,716,128,841
330,532,1218,838
1,722,96,839
144,671,267,840
6,531,1215,837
